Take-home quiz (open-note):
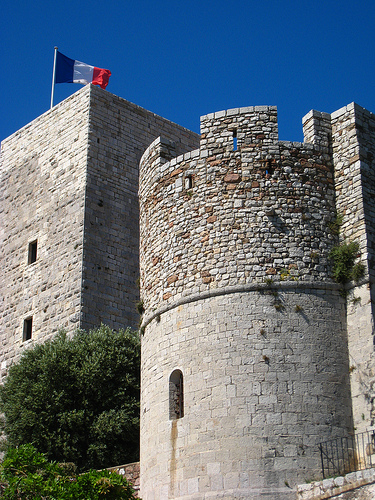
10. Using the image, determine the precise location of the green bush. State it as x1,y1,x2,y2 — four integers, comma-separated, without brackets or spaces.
329,241,365,285
0,444,137,499
0,326,140,471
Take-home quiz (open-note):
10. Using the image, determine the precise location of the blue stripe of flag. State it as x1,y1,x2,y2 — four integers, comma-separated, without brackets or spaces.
55,51,75,83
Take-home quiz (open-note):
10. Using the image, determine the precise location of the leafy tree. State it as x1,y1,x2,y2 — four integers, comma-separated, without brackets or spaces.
0,443,137,499
0,326,140,471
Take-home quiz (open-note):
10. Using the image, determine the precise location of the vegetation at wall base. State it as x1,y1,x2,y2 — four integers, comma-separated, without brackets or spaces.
0,325,140,472
0,444,138,499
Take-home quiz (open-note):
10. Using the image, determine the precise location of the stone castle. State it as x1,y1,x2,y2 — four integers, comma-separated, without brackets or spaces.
1,84,375,499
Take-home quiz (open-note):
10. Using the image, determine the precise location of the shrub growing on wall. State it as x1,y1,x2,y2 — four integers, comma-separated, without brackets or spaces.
329,241,365,285
0,326,140,472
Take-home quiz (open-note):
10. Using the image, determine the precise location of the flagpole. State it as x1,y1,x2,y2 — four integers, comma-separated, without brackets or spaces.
50,46,58,109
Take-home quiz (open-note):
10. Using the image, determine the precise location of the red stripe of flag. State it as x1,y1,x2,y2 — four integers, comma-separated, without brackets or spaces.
92,67,112,89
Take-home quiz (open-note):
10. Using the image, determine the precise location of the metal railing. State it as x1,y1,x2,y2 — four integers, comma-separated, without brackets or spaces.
319,431,375,479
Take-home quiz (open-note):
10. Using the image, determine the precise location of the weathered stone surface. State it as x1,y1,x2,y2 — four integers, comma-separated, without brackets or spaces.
108,462,140,497
297,468,375,499
140,287,350,499
223,173,241,183
3,90,375,500
0,84,199,375
139,107,337,317
138,104,375,499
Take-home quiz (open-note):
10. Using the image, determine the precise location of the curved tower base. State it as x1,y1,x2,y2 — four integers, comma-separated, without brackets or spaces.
140,285,351,499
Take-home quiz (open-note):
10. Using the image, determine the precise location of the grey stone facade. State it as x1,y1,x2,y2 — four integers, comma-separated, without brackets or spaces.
2,90,375,499
0,84,199,372
140,287,351,499
302,103,375,435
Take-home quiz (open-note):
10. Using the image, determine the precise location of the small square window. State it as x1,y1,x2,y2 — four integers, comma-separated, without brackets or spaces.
23,317,33,341
28,240,37,264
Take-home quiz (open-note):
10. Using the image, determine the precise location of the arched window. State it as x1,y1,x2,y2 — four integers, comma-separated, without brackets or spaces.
169,369,184,420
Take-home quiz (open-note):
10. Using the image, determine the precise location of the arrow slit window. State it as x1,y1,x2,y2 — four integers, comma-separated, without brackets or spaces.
28,240,37,264
169,369,184,419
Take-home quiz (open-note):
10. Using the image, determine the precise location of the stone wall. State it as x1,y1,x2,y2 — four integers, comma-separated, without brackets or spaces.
303,103,375,437
297,469,375,499
107,461,140,497
341,104,375,434
140,287,351,500
140,107,337,318
139,106,353,499
0,85,199,376
0,88,90,373
80,85,199,331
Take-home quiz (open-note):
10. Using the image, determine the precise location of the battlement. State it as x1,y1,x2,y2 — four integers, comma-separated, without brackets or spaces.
200,105,278,154
139,106,337,315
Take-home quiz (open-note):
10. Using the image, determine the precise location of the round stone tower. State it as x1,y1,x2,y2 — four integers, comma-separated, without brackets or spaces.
139,106,353,499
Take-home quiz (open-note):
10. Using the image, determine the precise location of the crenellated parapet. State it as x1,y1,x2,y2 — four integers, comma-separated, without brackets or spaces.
302,109,332,151
200,105,279,155
139,106,337,316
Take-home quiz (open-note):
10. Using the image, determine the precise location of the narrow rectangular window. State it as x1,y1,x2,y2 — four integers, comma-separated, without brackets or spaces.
185,175,193,190
233,130,237,151
23,317,33,341
28,240,37,264
169,370,184,419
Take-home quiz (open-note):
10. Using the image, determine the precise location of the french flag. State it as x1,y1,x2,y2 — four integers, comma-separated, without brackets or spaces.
55,51,111,89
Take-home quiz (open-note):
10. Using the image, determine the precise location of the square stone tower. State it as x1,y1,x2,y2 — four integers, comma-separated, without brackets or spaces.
303,103,375,434
0,84,199,373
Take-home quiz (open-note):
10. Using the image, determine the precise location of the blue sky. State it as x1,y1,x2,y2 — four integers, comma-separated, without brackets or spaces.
1,0,374,144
